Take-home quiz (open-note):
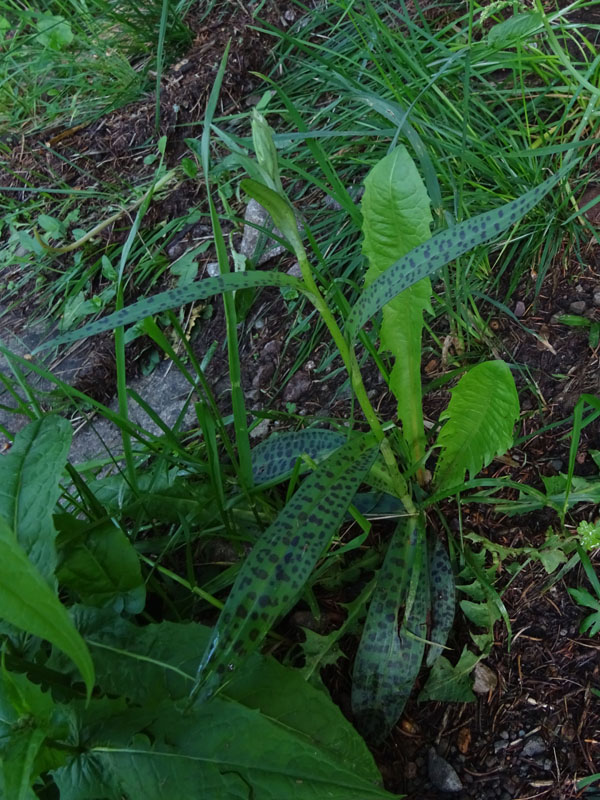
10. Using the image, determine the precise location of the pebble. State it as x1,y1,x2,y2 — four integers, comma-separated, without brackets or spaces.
514,300,526,317
594,291,600,307
286,262,303,278
206,261,219,278
472,662,498,694
521,735,547,757
428,748,463,793
569,300,587,314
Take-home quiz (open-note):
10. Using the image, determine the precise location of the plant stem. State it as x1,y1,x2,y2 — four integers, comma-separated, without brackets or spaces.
295,247,416,513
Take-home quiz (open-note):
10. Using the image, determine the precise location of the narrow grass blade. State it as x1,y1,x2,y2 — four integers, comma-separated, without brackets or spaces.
352,516,429,742
346,164,572,340
191,434,378,703
35,271,304,351
426,538,455,666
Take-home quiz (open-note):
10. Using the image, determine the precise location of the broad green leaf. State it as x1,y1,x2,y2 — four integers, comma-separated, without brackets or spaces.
240,178,304,254
426,538,455,666
0,416,71,582
434,360,519,490
251,428,348,485
0,726,45,800
362,146,432,460
346,163,571,340
418,647,477,703
0,670,68,798
50,613,394,799
488,12,543,46
0,516,94,696
193,434,378,702
36,270,304,350
59,698,395,800
55,517,145,613
35,14,74,50
352,516,429,742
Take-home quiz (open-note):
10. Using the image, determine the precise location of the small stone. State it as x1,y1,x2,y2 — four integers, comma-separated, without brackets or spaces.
500,730,510,740
286,262,303,278
167,241,186,260
551,459,563,471
249,418,271,440
514,300,526,318
428,748,463,793
521,735,547,758
262,340,281,359
593,291,600,307
472,662,498,694
252,362,274,389
283,371,312,403
569,300,587,314
324,194,343,211
206,261,219,278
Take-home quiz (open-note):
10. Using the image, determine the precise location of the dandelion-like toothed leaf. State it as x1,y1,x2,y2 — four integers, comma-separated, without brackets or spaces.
36,271,304,350
434,360,519,491
352,516,429,743
251,429,348,485
346,164,571,340
193,434,378,703
361,146,432,460
426,538,455,666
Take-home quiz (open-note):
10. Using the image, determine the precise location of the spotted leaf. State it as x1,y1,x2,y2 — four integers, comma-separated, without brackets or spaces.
192,434,379,703
426,538,455,667
251,429,348,485
36,271,304,351
351,516,429,742
346,163,571,340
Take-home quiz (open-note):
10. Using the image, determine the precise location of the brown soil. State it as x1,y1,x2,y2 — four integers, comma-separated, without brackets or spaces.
1,2,599,798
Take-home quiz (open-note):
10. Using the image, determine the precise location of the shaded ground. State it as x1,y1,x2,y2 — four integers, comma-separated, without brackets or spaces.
0,2,599,798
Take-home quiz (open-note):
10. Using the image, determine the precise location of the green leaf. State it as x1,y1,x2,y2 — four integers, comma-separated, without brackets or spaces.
434,360,519,491
240,178,304,254
50,614,395,799
193,434,378,702
35,14,74,50
0,416,72,582
251,428,348,485
352,516,429,742
426,538,455,666
488,12,543,46
0,725,45,800
346,164,571,340
300,577,376,682
0,670,68,798
55,517,145,613
418,647,477,703
37,270,304,350
60,697,395,800
361,146,432,458
0,516,94,697
251,110,284,195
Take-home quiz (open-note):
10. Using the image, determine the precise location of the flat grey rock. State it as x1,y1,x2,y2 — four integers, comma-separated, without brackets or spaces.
428,748,463,793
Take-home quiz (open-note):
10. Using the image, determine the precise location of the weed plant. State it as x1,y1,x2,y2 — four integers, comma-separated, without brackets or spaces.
0,1,599,797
